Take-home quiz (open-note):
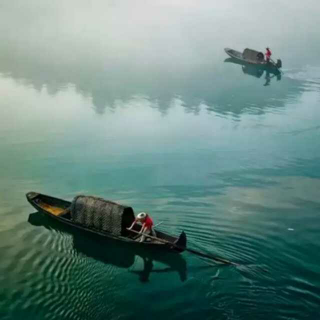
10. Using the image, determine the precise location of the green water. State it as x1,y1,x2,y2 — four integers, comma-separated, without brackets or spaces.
1,1,320,319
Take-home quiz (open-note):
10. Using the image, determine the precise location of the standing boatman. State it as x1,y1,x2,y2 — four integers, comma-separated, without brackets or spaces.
265,47,272,63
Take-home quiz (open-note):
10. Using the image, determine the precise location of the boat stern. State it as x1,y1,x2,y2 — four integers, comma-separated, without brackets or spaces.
175,231,187,251
276,59,282,68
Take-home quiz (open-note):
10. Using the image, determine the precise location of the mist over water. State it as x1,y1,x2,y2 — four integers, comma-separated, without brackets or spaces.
1,1,320,319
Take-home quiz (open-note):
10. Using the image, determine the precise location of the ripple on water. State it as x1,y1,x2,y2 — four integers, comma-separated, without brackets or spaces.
1,220,123,319
1,188,319,320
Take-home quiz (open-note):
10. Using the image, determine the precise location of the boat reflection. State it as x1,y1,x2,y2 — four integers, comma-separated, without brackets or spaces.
28,212,187,283
224,57,281,85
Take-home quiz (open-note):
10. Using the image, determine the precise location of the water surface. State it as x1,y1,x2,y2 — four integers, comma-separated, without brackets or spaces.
1,1,320,319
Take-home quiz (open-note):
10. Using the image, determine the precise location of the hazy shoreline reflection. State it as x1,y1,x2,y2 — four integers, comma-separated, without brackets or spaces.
0,0,319,119
0,64,305,118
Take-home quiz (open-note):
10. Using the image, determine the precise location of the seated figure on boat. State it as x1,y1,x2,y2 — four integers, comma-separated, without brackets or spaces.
128,212,156,242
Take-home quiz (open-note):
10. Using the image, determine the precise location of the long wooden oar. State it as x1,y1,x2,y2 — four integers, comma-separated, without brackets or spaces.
153,221,163,228
132,222,164,240
127,228,237,266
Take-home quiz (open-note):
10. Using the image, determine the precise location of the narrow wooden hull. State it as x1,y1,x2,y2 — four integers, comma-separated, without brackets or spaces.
28,211,188,282
224,48,280,70
26,192,186,253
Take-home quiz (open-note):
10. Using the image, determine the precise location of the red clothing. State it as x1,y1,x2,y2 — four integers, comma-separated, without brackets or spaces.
266,49,272,59
144,216,153,230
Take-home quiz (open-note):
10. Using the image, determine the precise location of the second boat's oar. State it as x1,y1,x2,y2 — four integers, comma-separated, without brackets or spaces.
127,228,237,266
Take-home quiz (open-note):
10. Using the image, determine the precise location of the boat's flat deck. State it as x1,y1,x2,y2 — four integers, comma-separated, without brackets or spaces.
38,201,66,216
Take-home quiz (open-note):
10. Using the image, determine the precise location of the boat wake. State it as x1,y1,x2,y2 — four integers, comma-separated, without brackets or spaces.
283,66,320,84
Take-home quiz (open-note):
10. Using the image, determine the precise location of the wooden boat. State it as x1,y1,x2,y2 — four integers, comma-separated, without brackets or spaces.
26,192,187,253
225,48,282,70
28,211,188,282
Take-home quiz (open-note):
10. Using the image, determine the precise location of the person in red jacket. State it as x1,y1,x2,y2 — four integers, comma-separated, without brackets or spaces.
128,212,155,242
265,48,272,63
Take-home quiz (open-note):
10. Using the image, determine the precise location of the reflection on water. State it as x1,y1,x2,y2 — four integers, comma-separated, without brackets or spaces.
263,70,281,87
28,212,187,283
0,25,313,117
0,62,306,118
224,57,282,84
0,1,319,118
1,1,320,319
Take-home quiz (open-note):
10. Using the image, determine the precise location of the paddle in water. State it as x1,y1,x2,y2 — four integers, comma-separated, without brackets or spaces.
127,228,237,266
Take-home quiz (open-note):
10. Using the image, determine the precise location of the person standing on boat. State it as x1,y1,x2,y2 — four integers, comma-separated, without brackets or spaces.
128,212,156,242
265,48,272,63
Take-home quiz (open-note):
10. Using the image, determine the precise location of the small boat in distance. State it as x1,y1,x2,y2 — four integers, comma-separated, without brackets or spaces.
225,48,282,70
26,192,187,253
